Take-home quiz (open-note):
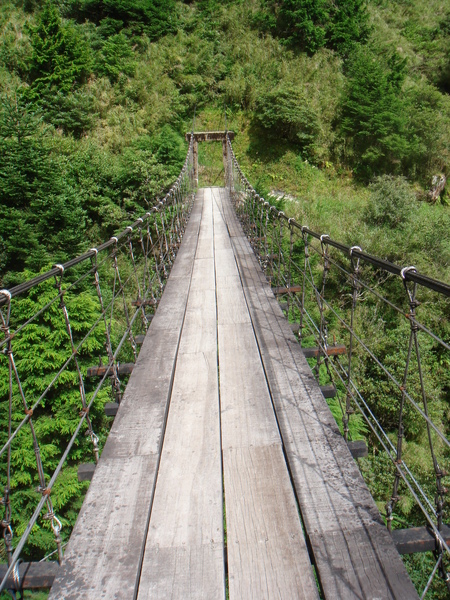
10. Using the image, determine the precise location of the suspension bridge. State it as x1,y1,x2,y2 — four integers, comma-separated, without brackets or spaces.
1,133,449,599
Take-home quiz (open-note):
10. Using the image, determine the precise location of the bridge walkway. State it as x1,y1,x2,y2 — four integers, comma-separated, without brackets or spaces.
49,188,417,599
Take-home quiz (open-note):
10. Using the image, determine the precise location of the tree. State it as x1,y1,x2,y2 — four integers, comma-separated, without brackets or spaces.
96,33,136,82
66,0,177,40
261,0,370,56
27,1,92,99
0,93,86,276
340,46,410,180
254,83,320,158
327,0,370,57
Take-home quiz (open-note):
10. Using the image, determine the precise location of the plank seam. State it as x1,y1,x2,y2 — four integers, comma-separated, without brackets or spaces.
210,187,229,600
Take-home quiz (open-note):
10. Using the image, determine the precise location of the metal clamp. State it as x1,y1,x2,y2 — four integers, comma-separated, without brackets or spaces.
401,266,416,279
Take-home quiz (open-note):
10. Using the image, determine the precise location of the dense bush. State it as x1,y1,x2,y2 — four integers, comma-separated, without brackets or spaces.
365,175,416,229
254,83,320,158
65,0,177,39
259,0,370,56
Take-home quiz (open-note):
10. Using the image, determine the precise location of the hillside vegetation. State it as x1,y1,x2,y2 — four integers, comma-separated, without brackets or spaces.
0,0,449,597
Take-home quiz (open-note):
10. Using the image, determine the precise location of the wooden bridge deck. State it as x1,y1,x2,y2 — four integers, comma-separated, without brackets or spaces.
49,188,418,599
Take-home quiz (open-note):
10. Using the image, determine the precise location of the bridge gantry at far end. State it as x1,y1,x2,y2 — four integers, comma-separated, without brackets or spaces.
48,187,418,600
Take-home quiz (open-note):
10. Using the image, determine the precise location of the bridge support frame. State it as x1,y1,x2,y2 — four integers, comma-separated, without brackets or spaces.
185,131,235,187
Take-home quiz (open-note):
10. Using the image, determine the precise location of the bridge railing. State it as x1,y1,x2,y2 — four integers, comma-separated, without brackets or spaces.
0,138,195,592
226,135,450,595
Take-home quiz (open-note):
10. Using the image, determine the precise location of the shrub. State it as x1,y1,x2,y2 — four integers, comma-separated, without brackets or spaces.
365,175,416,229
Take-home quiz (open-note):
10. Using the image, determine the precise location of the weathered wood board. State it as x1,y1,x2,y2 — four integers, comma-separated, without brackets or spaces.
48,192,204,600
217,187,419,599
212,187,320,600
137,188,225,599
49,186,419,600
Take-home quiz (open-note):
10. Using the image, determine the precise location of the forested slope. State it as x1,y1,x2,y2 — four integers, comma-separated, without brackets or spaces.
0,0,449,597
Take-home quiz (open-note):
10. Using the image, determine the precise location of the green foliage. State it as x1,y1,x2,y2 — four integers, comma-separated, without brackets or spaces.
365,175,416,229
254,83,320,158
0,278,109,558
96,33,136,82
261,0,370,56
27,1,92,99
340,45,410,180
66,0,177,40
0,93,87,275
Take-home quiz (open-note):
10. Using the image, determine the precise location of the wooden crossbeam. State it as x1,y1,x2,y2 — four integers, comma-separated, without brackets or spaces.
105,402,119,417
86,363,134,378
132,299,157,308
0,562,59,590
302,344,347,358
290,322,300,334
272,286,303,296
78,463,96,482
184,131,235,142
320,384,337,398
347,440,368,459
392,525,450,555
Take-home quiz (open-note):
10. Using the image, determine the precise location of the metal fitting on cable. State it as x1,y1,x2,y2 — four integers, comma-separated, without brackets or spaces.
320,234,330,243
126,226,133,233
349,246,362,256
13,560,22,591
89,248,98,256
51,515,62,535
54,264,65,274
110,236,118,244
0,289,11,302
401,265,416,279
301,225,309,234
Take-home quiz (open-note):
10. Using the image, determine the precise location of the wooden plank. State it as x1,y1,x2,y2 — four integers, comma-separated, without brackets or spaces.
137,186,225,599
86,363,134,378
48,191,205,600
213,191,319,600
302,344,347,358
0,562,59,590
77,462,95,481
392,525,450,555
348,440,368,459
224,445,320,600
221,190,419,599
272,285,303,295
185,131,235,142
